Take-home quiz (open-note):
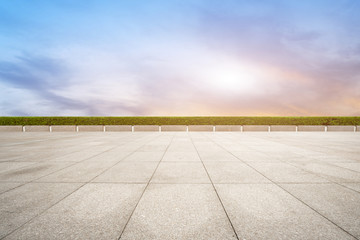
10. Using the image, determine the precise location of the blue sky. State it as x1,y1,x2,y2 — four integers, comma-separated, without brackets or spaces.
1,0,360,116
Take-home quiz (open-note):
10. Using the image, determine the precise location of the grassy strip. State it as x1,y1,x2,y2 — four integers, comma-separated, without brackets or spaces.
0,116,359,125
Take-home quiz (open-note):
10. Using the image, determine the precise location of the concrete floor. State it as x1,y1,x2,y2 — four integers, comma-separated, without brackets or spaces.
0,132,359,240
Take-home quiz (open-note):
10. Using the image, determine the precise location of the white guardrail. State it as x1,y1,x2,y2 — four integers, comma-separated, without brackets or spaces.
0,125,358,132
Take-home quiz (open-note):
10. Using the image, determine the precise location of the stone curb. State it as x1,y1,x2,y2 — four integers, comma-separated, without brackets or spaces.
243,125,269,132
270,125,297,132
133,125,160,132
327,126,356,132
161,125,187,132
51,125,77,132
215,125,242,132
0,126,23,132
24,125,50,132
188,125,214,132
77,125,104,132
105,125,132,132
297,125,326,132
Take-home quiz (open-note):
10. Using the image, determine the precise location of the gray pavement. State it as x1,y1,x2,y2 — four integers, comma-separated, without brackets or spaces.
0,132,359,239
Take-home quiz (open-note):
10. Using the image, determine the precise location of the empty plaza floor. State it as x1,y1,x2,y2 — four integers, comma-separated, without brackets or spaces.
0,132,360,240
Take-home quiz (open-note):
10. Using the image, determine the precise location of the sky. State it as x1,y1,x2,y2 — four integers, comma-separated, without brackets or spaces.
0,0,360,116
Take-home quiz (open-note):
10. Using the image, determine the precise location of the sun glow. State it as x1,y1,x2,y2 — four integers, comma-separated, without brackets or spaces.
206,61,261,94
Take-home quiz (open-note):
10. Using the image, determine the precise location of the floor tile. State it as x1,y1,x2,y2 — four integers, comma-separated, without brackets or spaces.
4,183,145,240
204,162,270,183
93,162,158,183
0,183,81,238
216,184,354,240
281,183,360,238
151,162,210,183
120,184,237,240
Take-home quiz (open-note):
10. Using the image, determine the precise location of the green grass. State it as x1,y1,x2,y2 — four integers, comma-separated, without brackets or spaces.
0,116,359,125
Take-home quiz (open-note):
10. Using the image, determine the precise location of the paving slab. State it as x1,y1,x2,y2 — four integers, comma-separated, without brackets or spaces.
0,182,23,194
0,183,81,239
292,162,360,183
50,125,76,132
83,150,132,162
137,144,168,152
162,151,200,161
5,183,146,240
11,151,76,162
0,126,23,132
331,162,360,173
0,132,359,239
341,183,360,193
248,162,329,183
0,162,37,174
304,155,357,163
204,162,270,183
122,151,164,162
0,152,23,162
35,160,118,183
218,143,253,152
0,162,74,182
49,149,105,162
120,184,237,240
151,162,210,183
193,142,223,152
281,183,360,239
93,162,158,183
105,125,132,132
216,184,354,240
167,142,197,152
231,151,276,162
198,150,239,161
263,151,304,162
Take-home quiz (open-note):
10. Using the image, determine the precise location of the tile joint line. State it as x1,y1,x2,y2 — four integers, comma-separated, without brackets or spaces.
190,133,240,240
206,133,358,239
117,134,175,240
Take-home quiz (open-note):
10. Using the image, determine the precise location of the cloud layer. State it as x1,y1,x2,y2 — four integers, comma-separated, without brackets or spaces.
0,0,360,116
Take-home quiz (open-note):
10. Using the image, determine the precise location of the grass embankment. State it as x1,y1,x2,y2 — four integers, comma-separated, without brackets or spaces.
0,116,359,125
